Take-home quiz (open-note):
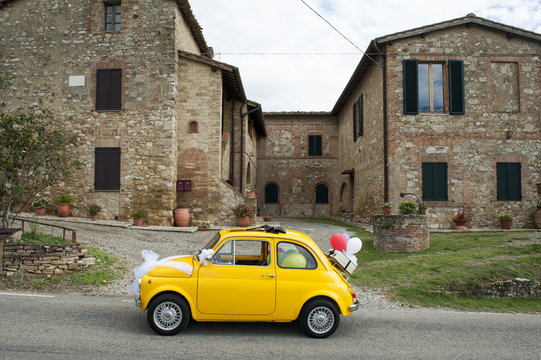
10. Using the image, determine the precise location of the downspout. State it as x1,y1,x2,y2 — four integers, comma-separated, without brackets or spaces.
373,40,389,202
229,100,235,186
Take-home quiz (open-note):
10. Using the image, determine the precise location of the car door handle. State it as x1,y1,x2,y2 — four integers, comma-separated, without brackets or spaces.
261,274,275,278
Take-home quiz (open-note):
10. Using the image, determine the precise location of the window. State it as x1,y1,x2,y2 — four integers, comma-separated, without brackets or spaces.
403,60,464,115
265,183,279,204
353,95,363,140
94,147,121,190
104,3,121,31
212,240,271,266
315,183,329,204
422,162,448,201
497,162,521,201
308,135,322,156
96,69,122,111
277,242,317,269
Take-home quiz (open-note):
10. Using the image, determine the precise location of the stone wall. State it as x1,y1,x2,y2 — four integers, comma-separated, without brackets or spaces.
336,59,386,223
2,242,96,276
373,215,430,253
384,24,540,229
257,113,339,218
0,0,217,226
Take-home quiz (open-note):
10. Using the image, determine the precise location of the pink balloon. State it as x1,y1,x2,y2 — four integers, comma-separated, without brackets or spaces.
330,234,347,251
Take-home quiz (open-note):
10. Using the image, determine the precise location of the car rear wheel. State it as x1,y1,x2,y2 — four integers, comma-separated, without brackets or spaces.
299,298,340,338
147,293,190,336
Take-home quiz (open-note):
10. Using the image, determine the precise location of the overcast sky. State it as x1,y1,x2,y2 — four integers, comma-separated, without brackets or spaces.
189,0,541,112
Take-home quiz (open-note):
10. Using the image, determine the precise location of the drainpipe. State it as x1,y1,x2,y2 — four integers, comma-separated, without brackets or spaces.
373,41,389,202
229,100,235,186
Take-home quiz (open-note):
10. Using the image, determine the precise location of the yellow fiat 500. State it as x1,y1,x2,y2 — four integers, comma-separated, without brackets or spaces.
135,225,359,338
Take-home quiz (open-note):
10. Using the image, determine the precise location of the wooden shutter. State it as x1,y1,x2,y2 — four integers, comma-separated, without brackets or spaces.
309,135,322,156
358,94,364,137
448,60,464,115
265,184,279,203
95,148,121,190
422,162,448,201
315,184,329,203
96,69,122,110
403,60,419,114
352,102,357,141
497,163,521,200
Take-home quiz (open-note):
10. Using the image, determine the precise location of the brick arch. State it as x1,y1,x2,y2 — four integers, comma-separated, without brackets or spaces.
312,178,334,217
261,178,282,216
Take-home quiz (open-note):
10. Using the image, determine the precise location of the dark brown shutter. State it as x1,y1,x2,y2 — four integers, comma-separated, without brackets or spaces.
95,148,121,190
352,102,357,141
108,147,121,190
403,60,419,114
96,69,122,110
94,148,108,189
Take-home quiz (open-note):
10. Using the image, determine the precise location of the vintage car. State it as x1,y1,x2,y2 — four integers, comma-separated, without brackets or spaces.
134,225,359,338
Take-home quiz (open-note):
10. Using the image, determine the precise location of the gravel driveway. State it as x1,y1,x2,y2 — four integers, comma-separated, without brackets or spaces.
13,215,400,310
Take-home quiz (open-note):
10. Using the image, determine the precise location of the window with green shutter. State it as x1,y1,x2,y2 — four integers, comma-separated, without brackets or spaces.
403,60,464,115
497,162,521,201
308,135,322,156
422,162,448,201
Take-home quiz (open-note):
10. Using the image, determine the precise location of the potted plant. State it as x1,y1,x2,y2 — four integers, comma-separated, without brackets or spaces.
263,215,272,221
246,188,256,199
499,214,512,230
453,210,468,230
383,202,392,215
535,201,541,229
12,199,22,213
131,211,146,226
198,221,211,231
88,204,101,220
32,198,50,216
234,205,252,227
56,194,73,217
421,202,428,215
399,200,417,215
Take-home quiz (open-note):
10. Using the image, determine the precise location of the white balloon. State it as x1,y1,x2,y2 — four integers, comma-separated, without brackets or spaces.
346,237,362,254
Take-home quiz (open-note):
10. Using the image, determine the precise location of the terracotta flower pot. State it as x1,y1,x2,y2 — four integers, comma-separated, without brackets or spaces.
133,217,143,226
13,205,22,213
198,226,210,231
57,203,70,217
500,218,512,230
246,191,256,199
383,207,392,215
238,215,250,227
34,207,46,216
174,208,190,227
90,214,98,221
453,217,468,231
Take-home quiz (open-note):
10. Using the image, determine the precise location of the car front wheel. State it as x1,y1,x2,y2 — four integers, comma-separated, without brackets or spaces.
147,293,190,336
299,298,340,338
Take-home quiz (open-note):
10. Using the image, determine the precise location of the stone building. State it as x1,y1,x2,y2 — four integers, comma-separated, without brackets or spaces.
257,112,339,218
0,0,265,225
258,15,540,229
332,14,540,229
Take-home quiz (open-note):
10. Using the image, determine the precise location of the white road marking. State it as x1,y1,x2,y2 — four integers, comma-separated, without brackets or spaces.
0,292,55,298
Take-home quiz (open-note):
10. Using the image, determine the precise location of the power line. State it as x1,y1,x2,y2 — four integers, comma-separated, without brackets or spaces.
299,0,381,67
210,52,361,56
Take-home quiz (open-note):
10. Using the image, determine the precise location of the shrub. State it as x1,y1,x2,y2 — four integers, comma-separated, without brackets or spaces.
88,204,101,215
234,205,251,217
131,211,146,219
32,198,50,208
399,200,417,214
499,214,512,220
57,194,73,204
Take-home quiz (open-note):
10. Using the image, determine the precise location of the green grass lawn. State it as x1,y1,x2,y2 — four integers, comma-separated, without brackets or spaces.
345,227,541,313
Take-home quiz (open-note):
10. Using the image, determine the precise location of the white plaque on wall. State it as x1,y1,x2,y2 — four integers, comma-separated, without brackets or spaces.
69,75,85,87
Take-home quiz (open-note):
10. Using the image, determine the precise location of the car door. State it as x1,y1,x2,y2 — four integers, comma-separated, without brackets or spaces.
197,238,276,315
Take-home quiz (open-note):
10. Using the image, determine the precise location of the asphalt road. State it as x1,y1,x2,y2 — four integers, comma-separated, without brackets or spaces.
0,292,540,360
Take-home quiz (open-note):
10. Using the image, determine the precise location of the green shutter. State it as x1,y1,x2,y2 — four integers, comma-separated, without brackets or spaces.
498,163,521,201
497,163,507,200
403,60,419,114
358,94,364,137
435,163,448,201
352,102,357,141
448,60,464,115
422,163,434,200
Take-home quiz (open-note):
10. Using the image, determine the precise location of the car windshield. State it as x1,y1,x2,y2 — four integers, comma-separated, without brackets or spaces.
201,232,221,251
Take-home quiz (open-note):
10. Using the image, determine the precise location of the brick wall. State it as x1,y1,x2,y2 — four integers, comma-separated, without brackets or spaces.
373,215,430,253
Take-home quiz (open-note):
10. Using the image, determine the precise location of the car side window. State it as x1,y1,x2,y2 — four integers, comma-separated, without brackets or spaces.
212,240,271,266
277,242,317,269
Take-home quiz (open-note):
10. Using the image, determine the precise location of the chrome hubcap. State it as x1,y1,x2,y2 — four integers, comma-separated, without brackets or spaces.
307,306,334,334
154,301,182,331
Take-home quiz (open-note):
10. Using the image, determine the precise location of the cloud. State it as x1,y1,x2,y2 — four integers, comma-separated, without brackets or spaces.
190,0,540,111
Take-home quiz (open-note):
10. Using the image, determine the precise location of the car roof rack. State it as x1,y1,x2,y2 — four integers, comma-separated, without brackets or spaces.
246,225,286,234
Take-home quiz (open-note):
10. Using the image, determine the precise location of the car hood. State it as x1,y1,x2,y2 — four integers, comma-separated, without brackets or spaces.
146,255,194,278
